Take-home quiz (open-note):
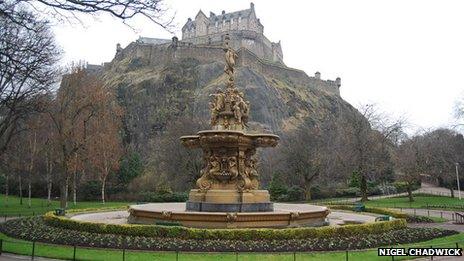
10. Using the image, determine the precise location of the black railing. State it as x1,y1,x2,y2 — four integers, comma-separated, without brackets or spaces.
0,238,462,261
455,212,464,224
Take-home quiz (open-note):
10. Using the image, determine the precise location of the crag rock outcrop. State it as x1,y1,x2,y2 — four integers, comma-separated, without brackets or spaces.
96,43,363,190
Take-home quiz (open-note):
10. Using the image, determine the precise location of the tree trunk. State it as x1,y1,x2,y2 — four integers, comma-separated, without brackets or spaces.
19,175,23,205
46,154,53,206
28,180,31,208
72,171,77,206
360,174,368,202
65,177,69,208
450,187,455,198
407,183,414,202
101,178,106,204
4,174,8,207
59,179,67,209
28,130,37,209
47,179,52,207
305,186,311,201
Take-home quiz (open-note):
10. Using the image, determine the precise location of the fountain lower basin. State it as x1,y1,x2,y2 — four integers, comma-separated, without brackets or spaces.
127,202,330,228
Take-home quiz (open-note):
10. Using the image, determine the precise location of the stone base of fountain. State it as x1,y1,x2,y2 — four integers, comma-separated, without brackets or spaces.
128,202,330,228
186,189,273,212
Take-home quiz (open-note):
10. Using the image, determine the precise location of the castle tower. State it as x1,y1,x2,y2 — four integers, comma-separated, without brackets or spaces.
181,3,283,64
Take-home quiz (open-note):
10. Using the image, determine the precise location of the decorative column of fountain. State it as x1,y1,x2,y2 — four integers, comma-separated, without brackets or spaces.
180,35,279,212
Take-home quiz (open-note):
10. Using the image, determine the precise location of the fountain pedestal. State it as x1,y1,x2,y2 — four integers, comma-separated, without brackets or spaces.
186,189,273,212
180,129,279,213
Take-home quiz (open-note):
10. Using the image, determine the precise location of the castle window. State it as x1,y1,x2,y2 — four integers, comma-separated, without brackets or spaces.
231,18,234,24
238,17,241,23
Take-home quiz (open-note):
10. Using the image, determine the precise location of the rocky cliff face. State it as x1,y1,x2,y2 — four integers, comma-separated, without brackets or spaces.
100,44,363,174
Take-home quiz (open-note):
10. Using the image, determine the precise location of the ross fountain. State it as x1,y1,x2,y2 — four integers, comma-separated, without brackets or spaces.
128,35,330,228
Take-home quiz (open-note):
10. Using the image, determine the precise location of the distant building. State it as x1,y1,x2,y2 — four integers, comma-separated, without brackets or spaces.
135,37,172,45
181,3,283,64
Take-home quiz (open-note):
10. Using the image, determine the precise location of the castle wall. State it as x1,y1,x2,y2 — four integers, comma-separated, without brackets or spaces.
116,43,340,96
182,30,281,64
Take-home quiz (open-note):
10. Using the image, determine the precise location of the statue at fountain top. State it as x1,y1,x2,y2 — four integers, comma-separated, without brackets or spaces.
223,34,238,87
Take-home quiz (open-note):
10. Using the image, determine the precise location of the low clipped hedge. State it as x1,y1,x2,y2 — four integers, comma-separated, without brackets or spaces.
1,216,456,252
328,204,434,223
44,210,407,240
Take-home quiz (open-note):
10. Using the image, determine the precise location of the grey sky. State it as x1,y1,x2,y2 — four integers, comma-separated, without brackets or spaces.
52,0,464,133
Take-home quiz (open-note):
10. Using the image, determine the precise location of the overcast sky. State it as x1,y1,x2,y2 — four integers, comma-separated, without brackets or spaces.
52,0,464,133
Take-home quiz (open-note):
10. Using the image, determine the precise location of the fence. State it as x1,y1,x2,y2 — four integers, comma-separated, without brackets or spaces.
0,211,48,223
0,237,463,261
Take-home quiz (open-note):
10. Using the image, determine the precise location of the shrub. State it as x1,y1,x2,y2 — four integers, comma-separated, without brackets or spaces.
406,215,435,223
139,191,188,202
43,210,407,241
377,184,397,195
335,187,360,198
268,172,288,201
287,186,305,201
2,216,455,252
393,181,420,193
367,185,383,196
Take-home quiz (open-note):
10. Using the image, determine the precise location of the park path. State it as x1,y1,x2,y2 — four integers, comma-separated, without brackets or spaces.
320,182,461,204
0,253,59,261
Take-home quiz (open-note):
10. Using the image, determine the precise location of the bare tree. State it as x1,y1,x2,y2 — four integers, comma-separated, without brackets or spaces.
342,104,395,201
394,137,422,202
0,7,60,156
419,129,464,197
153,116,207,192
1,0,174,31
454,96,464,128
87,84,123,204
48,65,102,208
274,115,350,201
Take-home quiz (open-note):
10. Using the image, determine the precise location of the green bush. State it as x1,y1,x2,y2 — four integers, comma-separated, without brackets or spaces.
393,181,420,193
287,186,305,201
268,172,288,200
117,152,143,187
139,191,188,202
43,211,407,241
335,187,360,197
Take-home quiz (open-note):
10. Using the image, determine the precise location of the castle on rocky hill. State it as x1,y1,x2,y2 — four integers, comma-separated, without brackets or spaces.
181,3,283,64
100,3,342,96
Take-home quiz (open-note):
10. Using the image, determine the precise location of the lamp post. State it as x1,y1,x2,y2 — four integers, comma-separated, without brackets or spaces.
456,163,461,200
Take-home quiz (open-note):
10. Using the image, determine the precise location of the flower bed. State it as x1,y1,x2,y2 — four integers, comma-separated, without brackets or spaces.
0,217,456,252
44,211,407,240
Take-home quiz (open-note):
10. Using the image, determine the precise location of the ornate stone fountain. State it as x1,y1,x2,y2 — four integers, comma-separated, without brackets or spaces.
128,36,329,228
180,36,279,212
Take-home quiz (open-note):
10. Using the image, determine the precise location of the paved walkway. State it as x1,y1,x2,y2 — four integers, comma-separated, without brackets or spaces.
320,182,464,204
417,183,463,198
408,221,464,232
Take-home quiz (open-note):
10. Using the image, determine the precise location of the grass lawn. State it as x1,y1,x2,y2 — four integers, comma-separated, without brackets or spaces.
363,194,464,210
0,194,131,217
1,232,464,260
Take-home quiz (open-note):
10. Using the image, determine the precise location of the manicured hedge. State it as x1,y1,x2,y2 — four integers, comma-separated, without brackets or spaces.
1,217,456,252
328,204,434,223
44,210,407,240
